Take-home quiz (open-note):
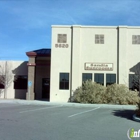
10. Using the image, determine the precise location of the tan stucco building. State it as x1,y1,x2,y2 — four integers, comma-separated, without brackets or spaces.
0,25,140,102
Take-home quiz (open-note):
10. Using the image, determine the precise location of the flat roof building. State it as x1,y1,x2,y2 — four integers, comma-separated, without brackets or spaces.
1,25,140,102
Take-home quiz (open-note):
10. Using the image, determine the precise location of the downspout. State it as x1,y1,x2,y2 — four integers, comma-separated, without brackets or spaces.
70,26,73,102
117,27,119,84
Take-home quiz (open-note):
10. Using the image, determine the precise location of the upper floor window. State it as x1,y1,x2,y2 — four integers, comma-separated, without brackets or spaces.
57,34,67,43
95,34,104,44
14,75,27,89
132,35,140,44
59,73,69,90
82,73,92,82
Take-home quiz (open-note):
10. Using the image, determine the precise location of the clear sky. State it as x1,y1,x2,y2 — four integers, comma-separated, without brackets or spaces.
0,0,140,61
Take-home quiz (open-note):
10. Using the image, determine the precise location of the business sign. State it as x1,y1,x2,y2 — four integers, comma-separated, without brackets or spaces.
85,63,113,71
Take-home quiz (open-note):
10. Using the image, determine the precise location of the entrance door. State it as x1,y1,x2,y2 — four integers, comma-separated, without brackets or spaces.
42,78,50,100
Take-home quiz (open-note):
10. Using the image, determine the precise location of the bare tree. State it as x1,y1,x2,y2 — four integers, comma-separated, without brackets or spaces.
0,61,13,98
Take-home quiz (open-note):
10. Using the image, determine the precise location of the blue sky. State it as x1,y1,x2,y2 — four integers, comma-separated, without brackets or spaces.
0,0,140,60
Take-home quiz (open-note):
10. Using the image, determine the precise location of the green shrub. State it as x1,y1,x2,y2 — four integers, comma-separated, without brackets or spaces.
72,81,140,105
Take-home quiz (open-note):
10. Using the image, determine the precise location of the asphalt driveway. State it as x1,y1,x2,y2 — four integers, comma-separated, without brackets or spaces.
0,100,139,140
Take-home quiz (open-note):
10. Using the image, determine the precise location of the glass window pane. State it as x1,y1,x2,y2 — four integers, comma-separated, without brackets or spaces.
99,74,104,84
106,74,116,86
82,73,92,82
106,74,110,82
94,73,104,85
64,73,69,81
95,34,104,44
63,34,67,43
14,75,27,89
60,73,65,82
65,82,69,89
94,74,98,82
0,75,4,89
59,73,69,90
110,74,116,83
129,74,139,91
59,82,65,89
87,74,92,80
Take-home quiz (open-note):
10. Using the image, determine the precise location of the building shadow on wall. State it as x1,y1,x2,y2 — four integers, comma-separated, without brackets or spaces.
130,62,140,74
12,61,28,99
129,62,140,91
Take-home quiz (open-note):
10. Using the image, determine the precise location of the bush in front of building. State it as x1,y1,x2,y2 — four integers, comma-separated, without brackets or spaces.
71,81,140,105
105,84,140,105
71,80,106,104
135,101,140,117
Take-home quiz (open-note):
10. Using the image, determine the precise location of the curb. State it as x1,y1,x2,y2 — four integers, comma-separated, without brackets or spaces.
0,99,137,109
133,114,140,122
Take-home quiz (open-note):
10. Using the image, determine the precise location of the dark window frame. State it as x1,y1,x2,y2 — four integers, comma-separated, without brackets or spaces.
106,74,116,86
59,73,69,90
129,74,139,91
94,73,104,85
0,75,5,89
14,75,27,90
82,73,92,82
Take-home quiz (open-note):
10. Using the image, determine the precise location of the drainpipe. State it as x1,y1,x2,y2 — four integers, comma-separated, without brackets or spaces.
70,26,73,102
117,27,119,84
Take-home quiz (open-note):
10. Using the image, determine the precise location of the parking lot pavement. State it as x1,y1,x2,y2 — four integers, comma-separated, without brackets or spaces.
0,101,139,140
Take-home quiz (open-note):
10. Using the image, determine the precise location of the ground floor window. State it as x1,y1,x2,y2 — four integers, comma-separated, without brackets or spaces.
129,74,139,91
82,73,92,82
94,73,104,85
14,75,27,89
106,74,116,86
0,75,5,89
59,73,69,90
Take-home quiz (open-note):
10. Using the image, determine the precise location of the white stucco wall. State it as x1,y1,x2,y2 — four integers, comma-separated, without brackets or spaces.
0,61,27,99
75,26,118,88
50,25,140,102
127,27,140,72
50,26,71,102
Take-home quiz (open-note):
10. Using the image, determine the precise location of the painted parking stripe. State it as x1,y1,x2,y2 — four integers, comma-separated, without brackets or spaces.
68,107,100,118
19,105,63,113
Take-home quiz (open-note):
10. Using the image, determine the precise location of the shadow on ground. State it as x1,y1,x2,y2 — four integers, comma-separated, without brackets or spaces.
112,110,135,121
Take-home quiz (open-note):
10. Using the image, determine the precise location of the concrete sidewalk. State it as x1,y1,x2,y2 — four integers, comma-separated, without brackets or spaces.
0,99,137,109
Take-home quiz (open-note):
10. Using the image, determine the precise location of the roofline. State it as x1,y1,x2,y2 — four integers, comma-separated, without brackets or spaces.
52,25,140,29
26,48,51,57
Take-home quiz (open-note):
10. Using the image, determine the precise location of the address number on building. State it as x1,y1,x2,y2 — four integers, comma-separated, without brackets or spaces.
55,44,69,48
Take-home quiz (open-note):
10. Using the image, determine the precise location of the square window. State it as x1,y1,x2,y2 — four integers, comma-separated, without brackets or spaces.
95,34,104,44
58,34,67,43
132,35,140,44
